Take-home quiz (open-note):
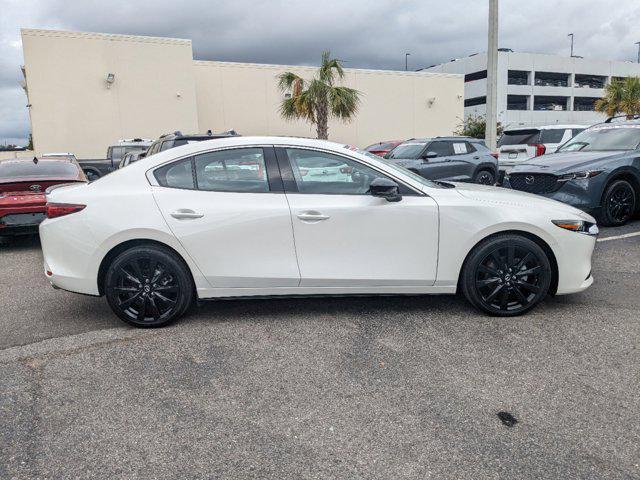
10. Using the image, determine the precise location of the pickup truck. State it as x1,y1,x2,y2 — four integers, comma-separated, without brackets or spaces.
77,139,152,181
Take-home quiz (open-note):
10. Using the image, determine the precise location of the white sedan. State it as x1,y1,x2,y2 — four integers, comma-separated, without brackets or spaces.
40,136,597,327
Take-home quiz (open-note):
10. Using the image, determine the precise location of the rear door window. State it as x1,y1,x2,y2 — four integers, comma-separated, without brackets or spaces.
426,141,453,157
194,148,269,193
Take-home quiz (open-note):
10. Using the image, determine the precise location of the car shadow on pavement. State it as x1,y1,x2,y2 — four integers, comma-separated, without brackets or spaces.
0,234,41,251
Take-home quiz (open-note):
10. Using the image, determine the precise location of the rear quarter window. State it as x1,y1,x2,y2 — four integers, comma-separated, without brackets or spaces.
540,129,567,144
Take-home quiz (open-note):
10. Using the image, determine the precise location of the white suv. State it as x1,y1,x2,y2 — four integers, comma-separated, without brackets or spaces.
498,125,585,171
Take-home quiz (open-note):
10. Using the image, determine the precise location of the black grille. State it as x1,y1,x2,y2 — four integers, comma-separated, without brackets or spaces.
509,173,559,194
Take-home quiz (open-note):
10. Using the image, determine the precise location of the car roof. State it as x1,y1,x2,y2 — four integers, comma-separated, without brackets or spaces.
403,136,484,143
590,119,640,128
503,124,586,132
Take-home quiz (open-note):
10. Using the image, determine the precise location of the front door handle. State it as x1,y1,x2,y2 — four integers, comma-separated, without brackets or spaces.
297,211,330,222
170,209,204,219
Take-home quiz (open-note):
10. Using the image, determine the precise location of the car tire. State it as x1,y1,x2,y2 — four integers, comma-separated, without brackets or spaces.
599,179,637,227
104,245,194,328
460,234,552,317
473,169,495,185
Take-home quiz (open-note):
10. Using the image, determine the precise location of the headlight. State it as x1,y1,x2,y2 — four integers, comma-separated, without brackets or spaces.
552,220,599,236
558,170,603,182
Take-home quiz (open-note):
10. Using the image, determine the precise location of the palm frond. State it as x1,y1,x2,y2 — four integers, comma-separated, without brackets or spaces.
329,86,361,121
318,50,345,85
277,72,305,93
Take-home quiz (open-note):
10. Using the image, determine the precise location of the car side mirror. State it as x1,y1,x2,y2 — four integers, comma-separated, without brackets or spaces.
369,177,402,202
422,151,438,160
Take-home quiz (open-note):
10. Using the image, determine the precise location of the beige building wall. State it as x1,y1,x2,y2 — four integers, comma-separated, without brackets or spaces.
21,29,199,158
194,61,464,148
21,29,463,158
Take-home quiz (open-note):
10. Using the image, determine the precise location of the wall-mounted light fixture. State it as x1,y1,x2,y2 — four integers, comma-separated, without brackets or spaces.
106,73,115,88
426,97,436,108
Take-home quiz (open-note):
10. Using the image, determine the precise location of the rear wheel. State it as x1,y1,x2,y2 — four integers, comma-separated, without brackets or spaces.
105,245,193,327
461,234,551,316
474,169,495,185
599,179,636,227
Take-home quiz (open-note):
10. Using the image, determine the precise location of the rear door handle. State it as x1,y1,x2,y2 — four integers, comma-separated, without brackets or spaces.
297,211,330,222
170,209,204,219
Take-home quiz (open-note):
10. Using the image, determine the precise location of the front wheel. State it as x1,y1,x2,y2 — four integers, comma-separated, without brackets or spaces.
105,245,194,327
460,234,551,316
474,169,495,185
599,179,636,227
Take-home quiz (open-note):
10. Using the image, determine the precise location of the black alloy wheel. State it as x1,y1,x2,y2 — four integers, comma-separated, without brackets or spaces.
461,235,551,316
474,169,495,185
105,245,193,327
601,179,636,226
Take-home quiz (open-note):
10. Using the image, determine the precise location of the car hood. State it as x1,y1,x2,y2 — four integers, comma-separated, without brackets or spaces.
452,182,592,219
510,150,626,174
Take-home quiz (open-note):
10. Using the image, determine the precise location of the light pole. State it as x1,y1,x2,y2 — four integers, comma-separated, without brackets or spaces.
568,33,574,57
485,0,499,152
405,53,411,71
636,41,640,63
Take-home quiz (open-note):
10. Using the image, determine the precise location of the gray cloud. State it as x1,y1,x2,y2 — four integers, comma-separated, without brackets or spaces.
2,0,640,145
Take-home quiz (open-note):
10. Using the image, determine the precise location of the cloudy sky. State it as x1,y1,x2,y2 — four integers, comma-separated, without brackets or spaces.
2,0,640,146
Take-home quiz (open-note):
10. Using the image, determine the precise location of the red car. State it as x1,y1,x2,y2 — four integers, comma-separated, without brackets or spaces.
0,156,87,236
364,140,403,157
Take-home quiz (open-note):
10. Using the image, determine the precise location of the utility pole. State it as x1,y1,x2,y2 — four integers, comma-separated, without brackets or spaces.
636,41,640,63
485,0,499,152
568,33,574,57
405,53,411,71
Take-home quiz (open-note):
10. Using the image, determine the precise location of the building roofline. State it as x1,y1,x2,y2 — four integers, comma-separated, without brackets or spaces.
193,60,462,78
20,28,191,46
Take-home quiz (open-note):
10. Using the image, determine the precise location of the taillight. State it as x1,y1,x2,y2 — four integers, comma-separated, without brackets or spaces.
46,203,86,219
529,143,546,157
490,152,498,159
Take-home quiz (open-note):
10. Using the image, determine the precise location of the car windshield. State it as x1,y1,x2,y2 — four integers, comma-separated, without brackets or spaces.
385,142,426,159
347,147,439,188
557,126,640,152
0,160,79,179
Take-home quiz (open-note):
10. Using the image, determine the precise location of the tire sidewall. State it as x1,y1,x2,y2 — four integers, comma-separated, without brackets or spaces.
105,245,193,327
461,235,552,317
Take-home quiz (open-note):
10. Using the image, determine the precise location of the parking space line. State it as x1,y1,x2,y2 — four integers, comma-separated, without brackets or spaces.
597,231,640,242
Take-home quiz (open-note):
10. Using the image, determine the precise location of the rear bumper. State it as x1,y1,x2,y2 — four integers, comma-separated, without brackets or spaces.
0,224,40,236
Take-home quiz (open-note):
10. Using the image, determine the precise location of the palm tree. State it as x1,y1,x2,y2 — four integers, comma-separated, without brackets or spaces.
277,51,361,139
595,77,640,117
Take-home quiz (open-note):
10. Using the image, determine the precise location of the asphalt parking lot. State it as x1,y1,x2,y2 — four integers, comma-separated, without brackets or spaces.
1,222,639,479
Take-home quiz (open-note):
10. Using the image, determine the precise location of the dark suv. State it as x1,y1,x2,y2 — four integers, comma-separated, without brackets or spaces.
144,130,239,158
506,117,640,226
385,136,499,184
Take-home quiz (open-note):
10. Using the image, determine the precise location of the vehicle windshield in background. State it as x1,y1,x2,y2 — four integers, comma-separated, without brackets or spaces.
347,146,440,189
497,129,540,146
557,126,640,152
110,145,148,160
385,142,426,159
0,161,79,179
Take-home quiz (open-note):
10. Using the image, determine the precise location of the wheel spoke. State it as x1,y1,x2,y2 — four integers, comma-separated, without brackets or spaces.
507,245,515,267
112,286,138,293
499,288,509,310
484,284,504,303
120,268,141,285
137,298,148,321
478,264,500,276
516,265,541,277
514,252,532,271
120,292,142,309
147,297,161,320
130,259,144,281
151,262,165,283
512,285,528,304
516,280,540,293
477,277,500,287
153,291,176,304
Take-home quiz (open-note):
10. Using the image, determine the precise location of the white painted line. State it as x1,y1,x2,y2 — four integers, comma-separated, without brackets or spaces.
597,231,640,242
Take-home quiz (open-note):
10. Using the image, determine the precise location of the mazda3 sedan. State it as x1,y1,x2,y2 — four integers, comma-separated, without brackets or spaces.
40,137,597,327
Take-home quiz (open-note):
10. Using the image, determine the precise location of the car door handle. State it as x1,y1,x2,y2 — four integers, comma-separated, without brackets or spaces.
473,156,480,160
297,211,330,222
170,209,204,219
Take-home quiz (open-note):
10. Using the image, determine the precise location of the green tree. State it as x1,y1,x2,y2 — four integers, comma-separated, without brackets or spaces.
595,77,640,117
277,51,361,139
454,115,503,139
